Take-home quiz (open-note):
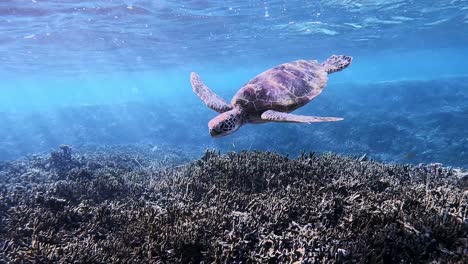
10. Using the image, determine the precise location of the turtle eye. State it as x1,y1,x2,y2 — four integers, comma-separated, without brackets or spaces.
220,123,229,132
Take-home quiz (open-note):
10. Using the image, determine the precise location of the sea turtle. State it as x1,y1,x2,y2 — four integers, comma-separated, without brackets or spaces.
191,54,352,137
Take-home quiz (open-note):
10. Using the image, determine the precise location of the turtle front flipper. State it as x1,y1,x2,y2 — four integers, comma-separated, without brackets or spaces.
261,110,343,123
190,72,233,113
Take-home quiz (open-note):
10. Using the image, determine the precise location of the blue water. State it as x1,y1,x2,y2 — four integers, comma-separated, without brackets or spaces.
1,0,467,166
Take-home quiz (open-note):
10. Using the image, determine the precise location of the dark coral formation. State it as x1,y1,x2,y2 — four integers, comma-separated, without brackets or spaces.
0,146,467,263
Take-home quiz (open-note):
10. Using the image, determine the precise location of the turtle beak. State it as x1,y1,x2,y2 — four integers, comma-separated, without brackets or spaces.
209,128,222,137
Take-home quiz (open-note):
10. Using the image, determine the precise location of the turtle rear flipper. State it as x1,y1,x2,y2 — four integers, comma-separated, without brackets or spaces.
321,55,352,74
190,72,233,113
261,110,343,123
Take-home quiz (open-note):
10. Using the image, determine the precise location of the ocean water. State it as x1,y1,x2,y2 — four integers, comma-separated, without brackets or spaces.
1,0,468,167
1,2,468,262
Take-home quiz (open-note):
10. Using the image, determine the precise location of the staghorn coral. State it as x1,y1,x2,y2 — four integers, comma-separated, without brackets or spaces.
0,146,466,263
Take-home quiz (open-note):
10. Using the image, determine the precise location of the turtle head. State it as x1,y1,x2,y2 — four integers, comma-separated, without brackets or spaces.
208,107,244,137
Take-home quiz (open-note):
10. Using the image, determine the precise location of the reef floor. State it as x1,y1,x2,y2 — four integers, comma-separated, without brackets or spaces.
0,145,467,263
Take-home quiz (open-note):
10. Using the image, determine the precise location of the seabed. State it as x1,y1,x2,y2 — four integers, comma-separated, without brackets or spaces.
0,145,466,263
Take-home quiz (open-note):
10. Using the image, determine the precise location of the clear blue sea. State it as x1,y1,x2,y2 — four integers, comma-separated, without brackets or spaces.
1,0,467,167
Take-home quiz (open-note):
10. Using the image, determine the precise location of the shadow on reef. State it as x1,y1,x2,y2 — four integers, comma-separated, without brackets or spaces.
0,145,466,263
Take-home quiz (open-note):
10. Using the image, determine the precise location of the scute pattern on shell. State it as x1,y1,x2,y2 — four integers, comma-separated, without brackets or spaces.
232,60,328,112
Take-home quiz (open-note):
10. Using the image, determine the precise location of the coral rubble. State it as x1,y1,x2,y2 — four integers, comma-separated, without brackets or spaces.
0,146,466,263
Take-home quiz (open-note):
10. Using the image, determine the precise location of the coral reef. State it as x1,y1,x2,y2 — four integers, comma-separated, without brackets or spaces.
0,146,466,263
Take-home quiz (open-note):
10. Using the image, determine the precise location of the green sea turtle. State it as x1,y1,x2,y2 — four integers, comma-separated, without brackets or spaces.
191,54,352,137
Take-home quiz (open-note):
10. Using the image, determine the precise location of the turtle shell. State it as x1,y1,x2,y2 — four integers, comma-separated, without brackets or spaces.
231,60,328,113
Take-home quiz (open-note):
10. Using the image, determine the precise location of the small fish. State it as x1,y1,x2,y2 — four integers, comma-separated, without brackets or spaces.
232,143,236,149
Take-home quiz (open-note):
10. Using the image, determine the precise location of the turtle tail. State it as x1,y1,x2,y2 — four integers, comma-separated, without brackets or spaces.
322,55,352,74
